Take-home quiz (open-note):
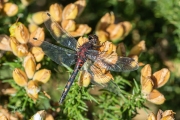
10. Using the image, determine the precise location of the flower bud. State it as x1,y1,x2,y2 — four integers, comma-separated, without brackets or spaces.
0,34,11,51
33,69,51,84
29,27,45,46
147,113,156,120
96,30,108,44
141,77,154,96
12,68,28,87
30,47,44,62
49,3,62,22
14,22,29,44
96,12,115,31
23,53,36,79
106,23,123,42
147,89,165,105
152,68,170,88
26,80,40,101
141,64,152,84
32,11,45,25
74,0,86,16
129,40,146,56
3,2,18,17
62,3,78,20
78,71,91,87
28,23,38,33
61,19,76,32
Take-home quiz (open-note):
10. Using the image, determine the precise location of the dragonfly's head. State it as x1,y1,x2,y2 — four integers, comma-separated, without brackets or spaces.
88,34,99,46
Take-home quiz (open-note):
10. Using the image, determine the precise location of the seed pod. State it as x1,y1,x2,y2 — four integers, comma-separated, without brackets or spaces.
33,69,51,84
30,47,44,62
106,23,124,42
23,53,36,79
26,80,40,101
3,2,18,17
62,3,78,20
147,89,165,105
12,68,28,87
61,19,76,32
96,12,115,31
0,34,11,51
129,40,146,56
14,23,29,44
32,11,45,25
78,71,91,87
29,27,45,47
151,68,170,88
49,3,62,22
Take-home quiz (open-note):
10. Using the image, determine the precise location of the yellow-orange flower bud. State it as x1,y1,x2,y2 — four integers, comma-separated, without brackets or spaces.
0,34,11,51
32,11,45,25
33,69,51,84
147,89,165,105
28,23,38,33
29,27,45,47
129,40,146,56
12,68,28,87
26,80,40,101
152,68,170,88
14,23,29,44
3,2,18,17
141,64,152,84
49,3,62,22
23,53,36,79
74,0,86,16
78,71,91,87
30,47,44,62
61,19,76,32
62,3,78,20
141,77,154,96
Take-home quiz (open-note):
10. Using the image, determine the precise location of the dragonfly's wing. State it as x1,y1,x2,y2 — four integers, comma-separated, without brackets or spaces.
40,41,76,66
81,60,121,95
42,12,77,50
87,50,139,72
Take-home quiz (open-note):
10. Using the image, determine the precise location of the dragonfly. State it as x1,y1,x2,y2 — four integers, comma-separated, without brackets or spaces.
35,12,139,104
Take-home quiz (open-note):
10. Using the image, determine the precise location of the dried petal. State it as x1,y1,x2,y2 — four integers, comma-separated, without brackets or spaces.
14,23,29,44
147,112,156,120
106,23,123,41
3,2,18,17
29,27,45,46
161,116,175,120
116,42,126,57
141,64,152,84
30,47,44,62
0,113,8,120
120,21,132,37
77,37,89,48
33,69,51,84
26,80,40,101
61,19,76,32
12,68,28,87
141,77,154,96
147,89,165,105
9,37,19,55
96,30,109,44
32,11,45,25
36,63,41,70
157,109,163,120
28,23,38,33
49,3,62,22
16,44,28,57
129,40,146,56
78,71,91,87
151,68,170,88
0,34,11,51
70,24,91,37
96,12,115,31
30,110,46,120
99,41,116,55
23,53,36,79
74,0,86,16
62,3,78,20
162,110,175,118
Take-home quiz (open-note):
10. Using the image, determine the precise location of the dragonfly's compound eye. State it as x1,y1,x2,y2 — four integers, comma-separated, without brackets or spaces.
88,35,99,45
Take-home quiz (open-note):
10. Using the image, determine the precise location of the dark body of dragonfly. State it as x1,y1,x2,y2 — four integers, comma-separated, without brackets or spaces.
37,12,139,104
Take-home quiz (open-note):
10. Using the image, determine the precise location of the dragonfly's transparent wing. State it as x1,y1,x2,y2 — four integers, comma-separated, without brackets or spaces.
87,50,139,72
81,60,121,95
40,41,76,66
42,12,77,50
